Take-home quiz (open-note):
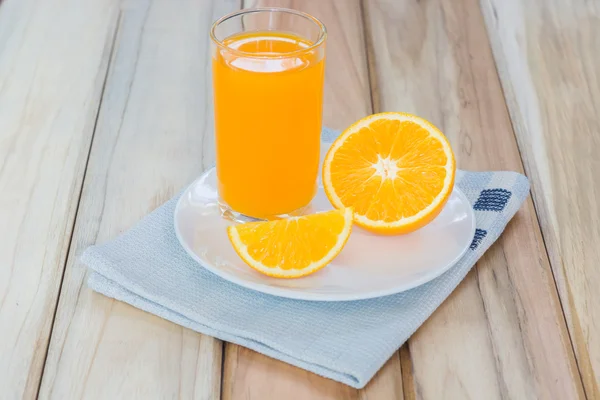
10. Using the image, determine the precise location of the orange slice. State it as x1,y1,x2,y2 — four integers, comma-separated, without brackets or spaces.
323,112,456,235
227,208,353,278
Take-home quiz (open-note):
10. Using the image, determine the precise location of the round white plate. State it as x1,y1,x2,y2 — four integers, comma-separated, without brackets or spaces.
174,167,476,301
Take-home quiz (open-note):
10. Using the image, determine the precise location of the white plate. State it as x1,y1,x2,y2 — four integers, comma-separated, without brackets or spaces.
174,167,476,302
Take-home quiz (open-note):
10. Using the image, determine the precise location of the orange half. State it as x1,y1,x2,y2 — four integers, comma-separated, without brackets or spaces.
323,112,456,234
227,208,353,278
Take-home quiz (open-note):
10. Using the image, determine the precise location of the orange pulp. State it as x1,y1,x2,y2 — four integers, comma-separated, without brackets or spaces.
212,31,325,218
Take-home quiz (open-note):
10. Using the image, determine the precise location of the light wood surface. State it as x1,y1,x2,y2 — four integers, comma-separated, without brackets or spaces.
363,0,585,398
481,0,600,397
0,0,597,398
0,0,117,398
38,0,236,398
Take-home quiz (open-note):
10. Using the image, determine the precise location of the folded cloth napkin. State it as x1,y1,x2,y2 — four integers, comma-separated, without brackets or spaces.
83,127,529,389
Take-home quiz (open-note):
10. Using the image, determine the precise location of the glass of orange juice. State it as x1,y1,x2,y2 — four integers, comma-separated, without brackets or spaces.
210,8,326,221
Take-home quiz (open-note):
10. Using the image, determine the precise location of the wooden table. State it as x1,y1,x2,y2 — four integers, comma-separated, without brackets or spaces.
1,0,598,398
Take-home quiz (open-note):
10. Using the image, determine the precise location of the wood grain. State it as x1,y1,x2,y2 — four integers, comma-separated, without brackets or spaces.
364,0,585,398
481,0,600,396
37,1,238,398
0,0,118,398
4,0,591,398
221,1,404,399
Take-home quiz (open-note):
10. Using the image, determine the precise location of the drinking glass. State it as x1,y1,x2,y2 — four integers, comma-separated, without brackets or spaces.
211,8,327,221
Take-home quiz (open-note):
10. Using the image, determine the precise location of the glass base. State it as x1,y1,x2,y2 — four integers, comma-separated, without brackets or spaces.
193,167,318,224
218,200,314,224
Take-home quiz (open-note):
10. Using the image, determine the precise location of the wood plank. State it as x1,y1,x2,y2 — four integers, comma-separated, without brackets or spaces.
363,0,585,398
37,1,238,398
222,1,404,399
480,0,600,397
0,0,118,398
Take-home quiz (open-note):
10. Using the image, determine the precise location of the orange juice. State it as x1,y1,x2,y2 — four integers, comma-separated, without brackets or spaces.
212,31,325,218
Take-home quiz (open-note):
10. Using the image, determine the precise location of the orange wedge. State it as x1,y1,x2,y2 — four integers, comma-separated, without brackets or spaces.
227,208,353,278
323,112,456,235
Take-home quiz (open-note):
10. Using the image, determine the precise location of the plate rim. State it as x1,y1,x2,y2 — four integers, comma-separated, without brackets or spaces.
174,172,476,302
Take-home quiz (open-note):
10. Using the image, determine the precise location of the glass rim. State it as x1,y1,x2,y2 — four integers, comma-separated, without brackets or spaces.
210,7,327,59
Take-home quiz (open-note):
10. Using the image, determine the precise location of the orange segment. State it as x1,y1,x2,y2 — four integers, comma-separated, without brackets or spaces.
227,208,353,278
323,112,456,234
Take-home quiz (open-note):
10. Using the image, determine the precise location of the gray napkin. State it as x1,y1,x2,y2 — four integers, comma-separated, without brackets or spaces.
83,127,529,388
